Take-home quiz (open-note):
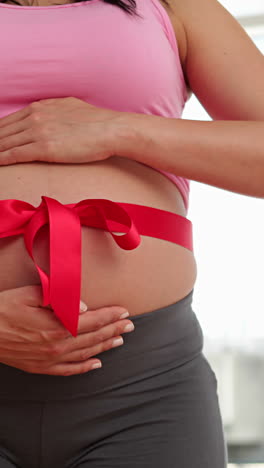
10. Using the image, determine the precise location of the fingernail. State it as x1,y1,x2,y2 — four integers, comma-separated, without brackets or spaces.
91,362,102,370
112,337,124,348
120,311,129,319
80,300,88,312
123,323,135,333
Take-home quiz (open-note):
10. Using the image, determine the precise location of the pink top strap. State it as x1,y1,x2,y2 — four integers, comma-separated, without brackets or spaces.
0,196,193,336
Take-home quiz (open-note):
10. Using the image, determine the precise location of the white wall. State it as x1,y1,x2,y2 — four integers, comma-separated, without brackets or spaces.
219,0,264,17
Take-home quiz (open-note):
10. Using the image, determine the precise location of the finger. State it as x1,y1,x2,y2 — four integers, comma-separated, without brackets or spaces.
35,359,102,376
0,106,30,128
0,120,28,141
59,318,134,356
1,358,102,376
0,142,42,166
78,306,130,334
0,319,133,365
79,300,88,313
58,335,124,363
0,317,132,362
0,129,33,153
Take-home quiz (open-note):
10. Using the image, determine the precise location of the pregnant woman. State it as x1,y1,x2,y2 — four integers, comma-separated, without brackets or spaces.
0,0,263,466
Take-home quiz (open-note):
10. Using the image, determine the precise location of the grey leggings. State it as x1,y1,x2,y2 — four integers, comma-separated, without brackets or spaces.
0,289,228,468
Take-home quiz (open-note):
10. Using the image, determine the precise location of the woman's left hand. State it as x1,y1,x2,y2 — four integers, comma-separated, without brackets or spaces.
0,97,124,165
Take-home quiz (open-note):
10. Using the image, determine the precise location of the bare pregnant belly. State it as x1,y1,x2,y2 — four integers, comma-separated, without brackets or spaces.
0,156,197,318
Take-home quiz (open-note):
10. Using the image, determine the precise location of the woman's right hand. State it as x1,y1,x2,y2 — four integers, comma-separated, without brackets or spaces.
0,285,135,376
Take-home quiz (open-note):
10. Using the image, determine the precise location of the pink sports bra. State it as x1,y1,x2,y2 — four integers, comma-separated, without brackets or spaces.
0,0,191,212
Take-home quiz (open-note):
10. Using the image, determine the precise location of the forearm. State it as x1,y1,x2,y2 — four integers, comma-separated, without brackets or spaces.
115,114,264,198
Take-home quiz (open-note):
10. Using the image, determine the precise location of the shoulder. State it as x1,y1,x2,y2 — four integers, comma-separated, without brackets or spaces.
161,0,264,120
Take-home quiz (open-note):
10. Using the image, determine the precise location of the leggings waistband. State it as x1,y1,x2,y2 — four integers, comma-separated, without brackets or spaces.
0,289,204,401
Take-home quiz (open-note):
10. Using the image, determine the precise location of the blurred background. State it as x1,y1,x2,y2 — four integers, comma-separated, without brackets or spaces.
182,0,264,466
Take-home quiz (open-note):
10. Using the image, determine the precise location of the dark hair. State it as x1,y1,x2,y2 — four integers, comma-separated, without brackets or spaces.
1,0,172,17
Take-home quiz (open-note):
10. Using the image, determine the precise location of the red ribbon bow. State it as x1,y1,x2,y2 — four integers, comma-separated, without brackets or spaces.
0,196,193,336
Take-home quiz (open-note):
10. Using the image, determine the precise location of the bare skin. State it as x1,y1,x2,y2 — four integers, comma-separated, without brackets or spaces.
0,285,135,375
0,0,197,375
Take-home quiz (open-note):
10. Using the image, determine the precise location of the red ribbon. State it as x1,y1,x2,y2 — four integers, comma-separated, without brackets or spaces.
0,196,193,337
